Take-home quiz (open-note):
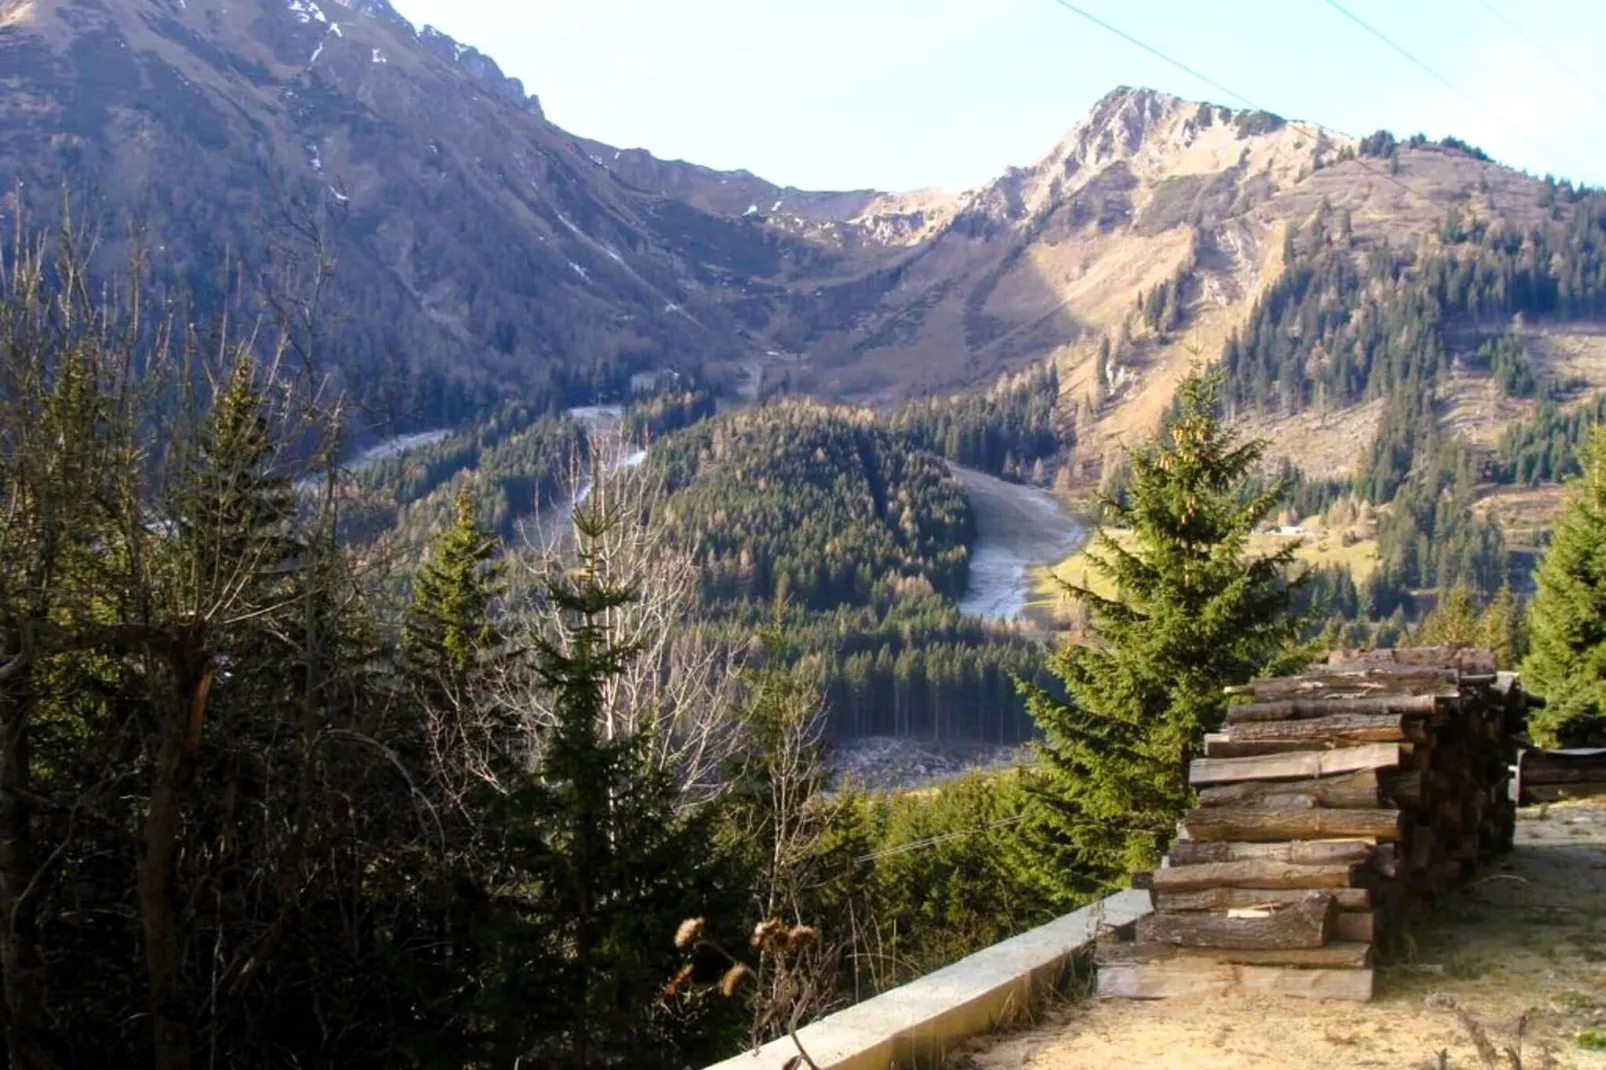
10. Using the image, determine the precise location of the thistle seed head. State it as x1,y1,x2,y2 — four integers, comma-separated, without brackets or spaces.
675,917,705,950
719,962,752,998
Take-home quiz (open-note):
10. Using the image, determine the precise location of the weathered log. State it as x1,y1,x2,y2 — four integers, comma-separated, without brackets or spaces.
1181,807,1402,843
1098,962,1374,1001
1204,737,1331,758
1190,744,1404,786
1381,769,1423,806
1334,910,1378,943
1136,892,1336,949
1226,694,1444,723
1225,666,1458,701
1168,840,1375,866
1096,939,1372,969
1222,713,1425,745
1198,768,1381,809
1155,886,1371,912
1148,859,1362,892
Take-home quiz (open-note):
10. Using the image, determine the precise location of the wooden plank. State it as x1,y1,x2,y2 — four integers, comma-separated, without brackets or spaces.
1334,911,1378,943
1190,744,1403,786
1097,962,1374,1001
1155,886,1371,912
1168,841,1375,866
1181,807,1403,843
1136,893,1335,949
1226,694,1443,723
1149,860,1362,893
1199,768,1380,809
1096,940,1372,969
1221,713,1424,746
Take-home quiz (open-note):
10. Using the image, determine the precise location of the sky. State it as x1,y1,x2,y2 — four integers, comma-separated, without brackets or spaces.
389,0,1606,194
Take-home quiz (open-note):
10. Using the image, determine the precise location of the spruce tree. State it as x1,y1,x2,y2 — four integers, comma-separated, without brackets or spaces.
483,488,740,1067
1522,428,1606,745
402,484,504,690
1015,373,1304,905
1414,585,1482,649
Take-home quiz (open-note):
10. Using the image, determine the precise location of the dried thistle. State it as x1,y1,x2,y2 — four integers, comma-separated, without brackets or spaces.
720,962,752,998
675,916,705,950
751,918,786,951
663,963,695,997
785,925,820,953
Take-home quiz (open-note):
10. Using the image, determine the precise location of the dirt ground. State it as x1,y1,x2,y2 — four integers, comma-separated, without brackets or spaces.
952,800,1606,1070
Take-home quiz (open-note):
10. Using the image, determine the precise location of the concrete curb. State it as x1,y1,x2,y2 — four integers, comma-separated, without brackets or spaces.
701,889,1152,1070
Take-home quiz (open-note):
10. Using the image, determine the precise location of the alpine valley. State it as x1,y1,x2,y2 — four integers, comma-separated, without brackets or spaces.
4,0,1606,737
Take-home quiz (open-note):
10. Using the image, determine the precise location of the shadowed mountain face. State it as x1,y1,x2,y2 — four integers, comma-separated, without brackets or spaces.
0,0,1558,433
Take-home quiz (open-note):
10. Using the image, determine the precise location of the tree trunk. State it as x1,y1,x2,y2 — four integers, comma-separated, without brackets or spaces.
139,657,209,1070
0,668,63,1070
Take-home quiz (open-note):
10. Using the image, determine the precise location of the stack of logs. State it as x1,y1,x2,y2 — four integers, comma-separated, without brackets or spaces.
1097,648,1524,1002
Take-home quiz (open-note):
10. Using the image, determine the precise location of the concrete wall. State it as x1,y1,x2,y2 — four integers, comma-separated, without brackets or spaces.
700,889,1151,1070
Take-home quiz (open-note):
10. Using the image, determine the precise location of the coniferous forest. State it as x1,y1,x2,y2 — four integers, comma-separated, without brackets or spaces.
9,102,1606,1069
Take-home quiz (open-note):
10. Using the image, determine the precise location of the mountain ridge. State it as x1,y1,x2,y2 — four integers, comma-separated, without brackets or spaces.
2,0,1598,492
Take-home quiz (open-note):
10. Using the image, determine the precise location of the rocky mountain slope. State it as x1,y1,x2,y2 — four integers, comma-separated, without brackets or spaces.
3,0,1601,485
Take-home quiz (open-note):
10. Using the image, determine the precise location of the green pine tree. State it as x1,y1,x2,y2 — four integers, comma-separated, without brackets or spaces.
483,489,742,1068
1521,428,1606,746
1014,373,1305,905
401,484,504,692
1478,583,1526,669
1414,585,1482,649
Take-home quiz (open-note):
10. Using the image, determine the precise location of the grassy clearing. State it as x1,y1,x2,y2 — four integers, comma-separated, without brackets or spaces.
1027,526,1380,623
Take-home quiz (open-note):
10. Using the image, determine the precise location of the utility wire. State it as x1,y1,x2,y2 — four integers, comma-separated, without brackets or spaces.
852,814,1028,864
1471,0,1606,109
1321,0,1582,179
1043,0,1259,113
1041,0,1441,209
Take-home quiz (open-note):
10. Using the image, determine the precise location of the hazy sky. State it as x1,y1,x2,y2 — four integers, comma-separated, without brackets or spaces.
389,0,1606,193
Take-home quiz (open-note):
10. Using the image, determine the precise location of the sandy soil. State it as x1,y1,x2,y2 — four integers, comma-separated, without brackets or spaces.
953,800,1606,1070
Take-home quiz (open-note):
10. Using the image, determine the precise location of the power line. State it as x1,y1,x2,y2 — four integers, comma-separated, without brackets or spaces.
1043,0,1259,113
852,814,1028,864
1321,0,1581,179
1471,0,1606,109
1040,0,1440,209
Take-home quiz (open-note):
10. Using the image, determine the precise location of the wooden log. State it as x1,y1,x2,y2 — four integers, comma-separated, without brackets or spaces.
1204,737,1330,758
1199,768,1381,809
1221,713,1425,745
1098,962,1374,1001
1190,744,1403,786
1155,886,1371,912
1225,666,1457,701
1226,694,1444,723
1334,911,1378,943
1181,807,1403,843
1136,892,1335,949
1096,940,1372,969
1382,769,1423,806
1168,840,1375,866
1149,860,1362,893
